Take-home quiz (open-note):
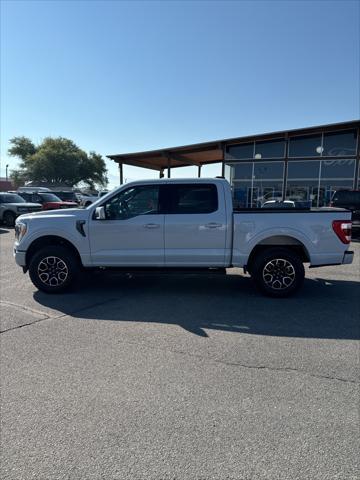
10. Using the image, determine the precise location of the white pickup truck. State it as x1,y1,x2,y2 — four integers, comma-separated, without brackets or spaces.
14,178,353,297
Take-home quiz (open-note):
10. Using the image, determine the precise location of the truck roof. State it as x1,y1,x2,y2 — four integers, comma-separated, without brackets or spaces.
123,177,228,186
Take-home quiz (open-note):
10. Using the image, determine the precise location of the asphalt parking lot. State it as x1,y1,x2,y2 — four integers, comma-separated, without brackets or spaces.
0,228,359,480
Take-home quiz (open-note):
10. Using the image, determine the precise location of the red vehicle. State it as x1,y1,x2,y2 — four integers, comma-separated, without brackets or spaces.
18,192,77,210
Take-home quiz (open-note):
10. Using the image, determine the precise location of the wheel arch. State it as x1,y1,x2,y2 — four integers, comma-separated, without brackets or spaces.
246,235,310,273
3,209,16,218
26,235,83,268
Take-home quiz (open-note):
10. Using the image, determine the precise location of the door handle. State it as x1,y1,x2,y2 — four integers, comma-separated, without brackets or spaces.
204,222,222,229
144,223,160,229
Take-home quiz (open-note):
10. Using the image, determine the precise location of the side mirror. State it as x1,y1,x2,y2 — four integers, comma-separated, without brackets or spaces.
95,206,106,220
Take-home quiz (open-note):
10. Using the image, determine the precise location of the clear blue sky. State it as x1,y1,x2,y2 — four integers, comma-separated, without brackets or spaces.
1,0,359,186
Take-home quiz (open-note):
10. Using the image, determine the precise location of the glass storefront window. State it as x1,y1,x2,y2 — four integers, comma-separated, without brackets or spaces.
288,134,322,157
286,161,320,207
321,159,355,179
254,139,285,159
287,160,320,179
225,125,359,209
323,129,357,156
232,181,253,209
232,163,253,180
230,161,285,208
286,181,319,207
253,162,284,179
226,143,254,160
319,180,355,207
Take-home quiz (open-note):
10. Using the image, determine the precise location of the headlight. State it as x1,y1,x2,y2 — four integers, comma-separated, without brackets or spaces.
15,222,27,241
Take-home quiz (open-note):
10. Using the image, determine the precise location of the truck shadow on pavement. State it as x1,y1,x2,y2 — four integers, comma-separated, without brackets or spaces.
33,271,360,340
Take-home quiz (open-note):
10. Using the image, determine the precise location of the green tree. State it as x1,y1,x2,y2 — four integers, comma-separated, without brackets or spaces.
9,136,108,189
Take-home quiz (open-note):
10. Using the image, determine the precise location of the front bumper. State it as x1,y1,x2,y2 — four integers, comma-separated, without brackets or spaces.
14,248,27,267
342,250,354,265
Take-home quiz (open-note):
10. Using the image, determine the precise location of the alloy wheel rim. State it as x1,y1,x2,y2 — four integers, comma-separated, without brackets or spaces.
263,258,295,290
37,256,68,286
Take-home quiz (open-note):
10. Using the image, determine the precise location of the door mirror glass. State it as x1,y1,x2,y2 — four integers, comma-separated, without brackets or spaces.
95,206,106,220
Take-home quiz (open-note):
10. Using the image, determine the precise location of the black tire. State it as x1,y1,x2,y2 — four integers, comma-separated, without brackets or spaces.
3,211,16,227
251,248,305,297
29,246,79,293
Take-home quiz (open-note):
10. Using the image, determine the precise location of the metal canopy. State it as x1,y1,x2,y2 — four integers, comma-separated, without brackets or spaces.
107,120,359,180
108,144,224,172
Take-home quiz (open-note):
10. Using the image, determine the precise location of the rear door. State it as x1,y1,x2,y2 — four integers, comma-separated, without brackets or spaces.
164,183,227,266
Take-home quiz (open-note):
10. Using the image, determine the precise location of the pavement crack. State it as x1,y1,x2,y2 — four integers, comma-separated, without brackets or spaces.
0,297,119,334
0,300,50,318
113,338,359,385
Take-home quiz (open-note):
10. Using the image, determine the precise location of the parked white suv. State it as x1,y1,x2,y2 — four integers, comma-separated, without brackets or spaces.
0,193,42,227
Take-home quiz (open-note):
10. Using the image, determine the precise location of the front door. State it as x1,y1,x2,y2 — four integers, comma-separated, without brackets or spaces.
89,184,164,266
164,183,227,266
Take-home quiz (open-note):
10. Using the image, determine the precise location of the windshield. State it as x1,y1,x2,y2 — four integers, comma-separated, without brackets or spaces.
0,194,25,203
39,193,62,202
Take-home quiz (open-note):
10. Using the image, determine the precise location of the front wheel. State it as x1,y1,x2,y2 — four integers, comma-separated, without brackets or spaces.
29,246,79,293
3,211,16,227
251,248,305,297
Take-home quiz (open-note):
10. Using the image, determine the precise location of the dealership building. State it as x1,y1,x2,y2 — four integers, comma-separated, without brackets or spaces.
108,120,359,208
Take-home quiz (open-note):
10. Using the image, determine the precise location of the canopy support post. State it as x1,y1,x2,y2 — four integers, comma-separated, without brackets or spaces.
119,163,124,185
198,165,202,178
167,156,171,178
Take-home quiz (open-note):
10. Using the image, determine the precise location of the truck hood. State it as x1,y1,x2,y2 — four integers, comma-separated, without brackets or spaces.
16,208,88,222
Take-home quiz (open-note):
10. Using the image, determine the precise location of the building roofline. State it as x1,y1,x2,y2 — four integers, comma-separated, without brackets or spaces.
108,119,360,161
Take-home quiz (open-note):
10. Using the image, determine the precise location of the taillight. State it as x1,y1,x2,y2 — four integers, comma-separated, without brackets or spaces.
332,220,352,244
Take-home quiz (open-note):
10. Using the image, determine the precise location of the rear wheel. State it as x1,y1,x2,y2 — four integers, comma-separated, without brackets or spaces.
29,246,79,293
251,248,305,297
3,211,16,227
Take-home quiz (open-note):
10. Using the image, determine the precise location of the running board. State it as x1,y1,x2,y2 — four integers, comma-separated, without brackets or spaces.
95,267,227,275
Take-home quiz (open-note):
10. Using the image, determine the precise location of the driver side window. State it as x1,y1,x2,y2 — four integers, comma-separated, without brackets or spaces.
103,185,160,220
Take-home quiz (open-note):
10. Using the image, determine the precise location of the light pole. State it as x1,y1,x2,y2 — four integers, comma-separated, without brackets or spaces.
5,164,9,181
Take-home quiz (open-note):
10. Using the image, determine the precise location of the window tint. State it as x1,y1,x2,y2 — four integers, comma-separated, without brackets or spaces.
228,162,253,180
0,194,25,203
287,161,320,179
53,191,77,201
18,193,31,202
254,139,285,158
333,190,360,204
103,185,159,220
323,130,357,156
288,134,322,157
321,159,355,179
40,193,62,202
168,184,218,214
226,143,254,160
253,162,284,180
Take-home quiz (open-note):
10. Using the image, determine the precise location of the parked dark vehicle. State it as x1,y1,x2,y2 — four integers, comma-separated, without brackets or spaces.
51,191,79,203
18,192,78,211
0,193,42,226
331,190,360,231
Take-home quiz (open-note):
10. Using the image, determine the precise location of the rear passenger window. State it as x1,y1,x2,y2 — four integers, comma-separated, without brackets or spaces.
168,184,218,214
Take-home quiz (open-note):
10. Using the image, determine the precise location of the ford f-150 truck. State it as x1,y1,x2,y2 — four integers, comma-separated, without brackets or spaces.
13,178,353,297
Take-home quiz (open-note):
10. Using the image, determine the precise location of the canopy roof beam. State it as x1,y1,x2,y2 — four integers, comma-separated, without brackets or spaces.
163,152,202,167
